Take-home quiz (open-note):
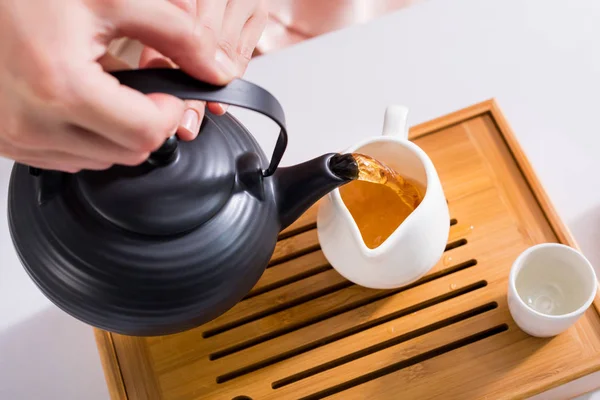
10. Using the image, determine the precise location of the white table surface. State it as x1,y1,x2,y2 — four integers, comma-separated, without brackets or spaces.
1,0,600,398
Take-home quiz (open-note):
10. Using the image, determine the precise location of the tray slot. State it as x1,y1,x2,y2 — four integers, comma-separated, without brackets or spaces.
152,246,488,376
245,261,332,300
207,257,479,358
269,229,320,267
154,262,496,397
203,269,350,337
248,251,331,297
272,301,498,389
299,324,509,400
203,276,353,339
279,206,320,238
154,250,484,373
279,222,317,241
204,233,473,339
269,214,458,272
251,305,510,400
445,238,467,252
215,280,487,383
252,217,461,300
183,283,501,400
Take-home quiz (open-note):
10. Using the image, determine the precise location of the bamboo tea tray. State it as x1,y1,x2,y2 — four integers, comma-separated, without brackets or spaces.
95,100,600,399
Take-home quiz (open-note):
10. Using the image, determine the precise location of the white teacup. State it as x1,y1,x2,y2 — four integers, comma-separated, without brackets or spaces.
507,243,598,337
316,105,450,289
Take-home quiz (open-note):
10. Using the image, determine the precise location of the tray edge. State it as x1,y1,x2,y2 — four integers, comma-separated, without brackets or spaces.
94,329,128,400
95,99,600,400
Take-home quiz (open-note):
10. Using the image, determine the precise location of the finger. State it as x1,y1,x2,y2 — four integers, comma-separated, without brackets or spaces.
1,121,149,166
139,47,177,69
193,0,237,79
138,1,231,120
213,1,268,114
220,0,258,72
105,0,235,84
63,126,150,166
176,100,204,140
137,51,226,119
209,0,257,115
138,0,197,69
207,102,227,115
0,135,101,173
138,48,205,140
15,157,80,173
67,66,184,153
167,0,196,15
14,151,113,173
195,0,228,39
0,140,79,173
237,6,269,74
138,53,193,142
16,159,81,174
98,52,132,71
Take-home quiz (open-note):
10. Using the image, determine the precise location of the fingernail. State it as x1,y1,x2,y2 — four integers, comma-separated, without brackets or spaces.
215,49,238,78
181,109,199,135
220,104,229,113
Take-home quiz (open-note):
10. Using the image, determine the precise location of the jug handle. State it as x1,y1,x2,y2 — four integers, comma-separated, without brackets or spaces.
110,68,287,177
382,105,409,140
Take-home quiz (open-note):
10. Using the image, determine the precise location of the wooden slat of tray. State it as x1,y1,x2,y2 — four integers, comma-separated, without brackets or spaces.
94,99,600,400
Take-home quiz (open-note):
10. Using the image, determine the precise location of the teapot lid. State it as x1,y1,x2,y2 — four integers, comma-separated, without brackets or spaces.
76,121,235,236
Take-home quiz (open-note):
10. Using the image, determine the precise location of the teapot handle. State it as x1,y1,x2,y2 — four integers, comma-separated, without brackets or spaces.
110,68,287,177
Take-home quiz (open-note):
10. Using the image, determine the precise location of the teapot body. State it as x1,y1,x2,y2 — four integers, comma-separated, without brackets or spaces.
8,111,280,336
317,106,450,289
8,69,354,336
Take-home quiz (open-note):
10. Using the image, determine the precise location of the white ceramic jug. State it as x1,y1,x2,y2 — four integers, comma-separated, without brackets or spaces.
316,105,450,289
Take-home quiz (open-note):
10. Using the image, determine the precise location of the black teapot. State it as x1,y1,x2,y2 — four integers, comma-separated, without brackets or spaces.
7,69,359,336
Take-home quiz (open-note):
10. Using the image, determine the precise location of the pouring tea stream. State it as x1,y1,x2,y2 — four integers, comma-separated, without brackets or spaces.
317,105,450,289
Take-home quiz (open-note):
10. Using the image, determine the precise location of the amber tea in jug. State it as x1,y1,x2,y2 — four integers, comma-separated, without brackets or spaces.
339,154,425,249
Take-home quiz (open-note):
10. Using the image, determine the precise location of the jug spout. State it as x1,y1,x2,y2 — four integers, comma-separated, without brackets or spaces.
275,153,357,230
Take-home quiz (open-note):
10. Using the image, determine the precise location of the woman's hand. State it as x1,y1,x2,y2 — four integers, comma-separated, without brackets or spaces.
139,0,268,140
0,0,263,173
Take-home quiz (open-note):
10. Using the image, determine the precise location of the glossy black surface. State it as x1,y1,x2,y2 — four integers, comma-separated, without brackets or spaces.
7,69,353,336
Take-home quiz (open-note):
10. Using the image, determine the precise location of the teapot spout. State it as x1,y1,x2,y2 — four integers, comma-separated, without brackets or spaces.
274,153,357,231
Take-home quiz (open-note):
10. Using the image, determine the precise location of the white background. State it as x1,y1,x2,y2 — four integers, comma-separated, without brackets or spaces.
1,0,599,398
